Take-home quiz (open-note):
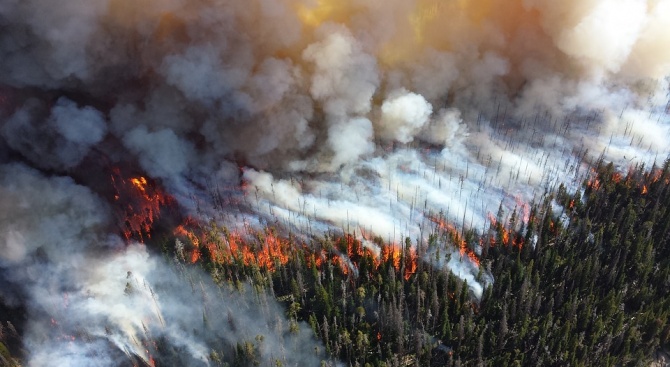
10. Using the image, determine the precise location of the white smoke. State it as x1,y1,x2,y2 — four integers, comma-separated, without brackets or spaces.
303,25,379,118
1,0,670,363
378,89,433,144
327,117,375,169
0,163,333,366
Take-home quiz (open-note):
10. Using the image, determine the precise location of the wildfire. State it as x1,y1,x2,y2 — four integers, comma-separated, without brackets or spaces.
587,177,601,191
487,212,497,226
130,177,148,193
612,172,623,183
428,215,481,267
378,243,418,280
650,169,663,184
486,211,524,250
177,222,419,280
111,168,172,242
514,195,531,223
586,165,670,197
175,225,293,271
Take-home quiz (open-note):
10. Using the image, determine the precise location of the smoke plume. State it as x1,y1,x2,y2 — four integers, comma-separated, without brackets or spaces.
1,0,670,364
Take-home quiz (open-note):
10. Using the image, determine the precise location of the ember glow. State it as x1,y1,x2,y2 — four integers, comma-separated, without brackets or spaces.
176,220,420,281
1,0,670,365
428,214,481,268
111,169,173,242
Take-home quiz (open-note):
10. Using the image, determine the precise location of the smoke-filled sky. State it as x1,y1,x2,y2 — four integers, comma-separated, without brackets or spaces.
1,0,670,365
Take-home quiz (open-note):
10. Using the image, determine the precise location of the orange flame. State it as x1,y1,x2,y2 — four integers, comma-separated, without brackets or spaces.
177,221,421,281
513,195,531,224
587,178,601,191
130,177,148,192
486,213,524,251
111,169,172,242
428,215,481,267
331,255,349,275
487,212,497,227
190,248,201,264
177,226,293,272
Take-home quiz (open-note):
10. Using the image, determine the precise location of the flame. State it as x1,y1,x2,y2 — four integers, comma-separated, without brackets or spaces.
177,221,420,281
428,215,481,267
487,212,498,227
111,169,173,242
514,195,531,223
190,248,201,263
612,172,623,183
331,255,349,275
177,226,293,272
501,229,510,246
587,166,670,197
130,177,148,193
404,247,418,280
651,169,662,183
587,178,601,191
380,244,400,270
486,212,524,250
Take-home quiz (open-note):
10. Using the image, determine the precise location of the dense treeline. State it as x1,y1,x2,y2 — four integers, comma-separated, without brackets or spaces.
3,160,669,366
3,159,669,366
472,160,670,366
166,159,670,366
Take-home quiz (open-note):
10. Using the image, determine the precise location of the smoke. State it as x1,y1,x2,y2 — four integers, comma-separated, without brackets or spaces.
0,163,332,366
1,0,670,364
1,97,107,170
378,90,433,144
122,125,197,180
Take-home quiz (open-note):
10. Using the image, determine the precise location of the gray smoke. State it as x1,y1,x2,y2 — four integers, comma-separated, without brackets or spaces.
1,0,670,364
0,163,332,366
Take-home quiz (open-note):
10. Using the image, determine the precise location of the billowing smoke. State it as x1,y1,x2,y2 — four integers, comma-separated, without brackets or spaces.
0,164,331,366
1,0,670,364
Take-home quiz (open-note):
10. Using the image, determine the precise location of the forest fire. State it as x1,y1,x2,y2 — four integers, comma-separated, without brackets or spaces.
111,168,173,242
586,172,602,191
173,221,420,281
130,177,149,193
585,164,670,196
173,223,294,271
428,215,480,267
226,230,291,271
1,0,669,364
486,213,524,250
379,241,418,280
514,195,531,223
